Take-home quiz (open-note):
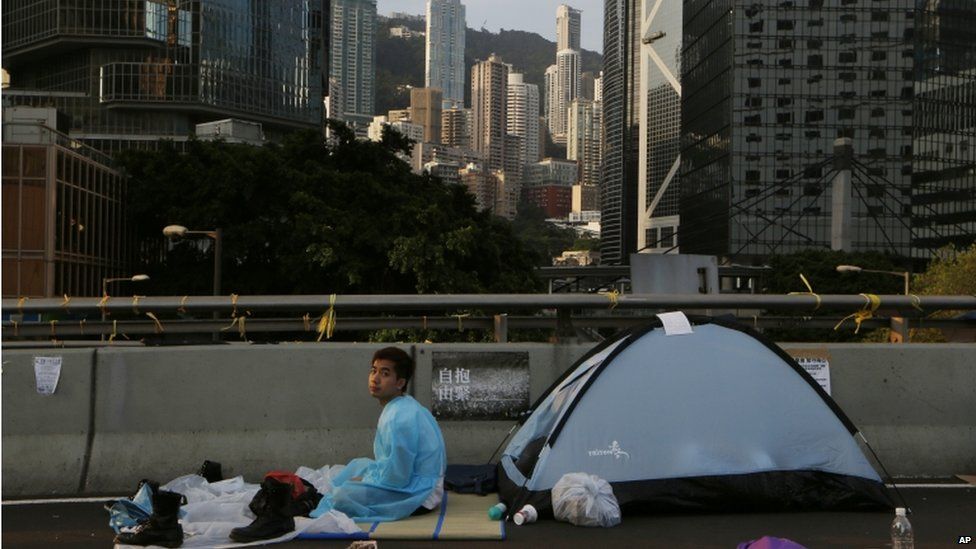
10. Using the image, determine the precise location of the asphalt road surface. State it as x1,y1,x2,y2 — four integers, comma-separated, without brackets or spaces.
3,485,974,548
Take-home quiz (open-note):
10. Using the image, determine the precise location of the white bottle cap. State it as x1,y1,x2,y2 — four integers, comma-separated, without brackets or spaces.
513,512,526,525
895,507,907,516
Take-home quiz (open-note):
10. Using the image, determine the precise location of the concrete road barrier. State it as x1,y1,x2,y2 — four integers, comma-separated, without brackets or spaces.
1,342,973,497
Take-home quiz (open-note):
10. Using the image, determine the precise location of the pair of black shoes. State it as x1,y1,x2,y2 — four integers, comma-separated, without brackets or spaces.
112,481,186,548
228,476,296,542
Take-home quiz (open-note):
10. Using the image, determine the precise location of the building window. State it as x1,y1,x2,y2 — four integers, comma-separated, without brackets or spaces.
146,1,167,41
839,51,857,63
776,20,795,31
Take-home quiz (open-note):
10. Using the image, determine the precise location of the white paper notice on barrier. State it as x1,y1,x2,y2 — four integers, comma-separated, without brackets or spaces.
656,311,693,336
788,349,832,395
33,356,62,396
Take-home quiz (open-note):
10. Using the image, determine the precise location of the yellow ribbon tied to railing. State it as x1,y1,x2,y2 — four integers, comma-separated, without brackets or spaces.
601,289,620,311
109,320,118,343
453,312,470,332
178,295,189,314
17,296,29,314
834,293,881,334
788,273,822,311
316,294,337,342
302,313,312,332
98,294,110,318
132,295,144,315
146,312,164,334
61,294,72,311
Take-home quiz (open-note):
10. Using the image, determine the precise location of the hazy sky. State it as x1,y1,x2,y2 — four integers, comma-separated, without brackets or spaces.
377,0,605,53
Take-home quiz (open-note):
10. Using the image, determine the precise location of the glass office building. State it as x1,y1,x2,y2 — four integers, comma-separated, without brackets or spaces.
2,0,326,155
911,0,976,252
680,0,974,260
642,1,683,252
601,0,641,265
2,118,129,298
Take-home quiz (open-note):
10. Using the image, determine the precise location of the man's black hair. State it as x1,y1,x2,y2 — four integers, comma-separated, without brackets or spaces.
372,347,414,393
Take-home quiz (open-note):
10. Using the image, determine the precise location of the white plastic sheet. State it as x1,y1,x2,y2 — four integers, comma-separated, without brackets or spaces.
115,464,358,549
551,472,622,528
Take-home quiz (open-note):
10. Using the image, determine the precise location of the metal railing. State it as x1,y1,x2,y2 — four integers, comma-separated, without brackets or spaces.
3,293,974,343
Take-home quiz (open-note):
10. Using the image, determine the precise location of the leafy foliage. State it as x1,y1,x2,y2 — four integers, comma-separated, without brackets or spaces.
912,244,976,297
118,127,542,296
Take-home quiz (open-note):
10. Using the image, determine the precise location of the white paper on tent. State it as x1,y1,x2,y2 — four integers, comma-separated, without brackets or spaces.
34,356,62,396
656,312,693,336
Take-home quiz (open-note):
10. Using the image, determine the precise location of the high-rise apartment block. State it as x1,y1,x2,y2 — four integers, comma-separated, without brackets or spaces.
556,4,582,52
410,87,443,144
680,0,975,259
507,73,542,169
549,49,581,145
426,0,466,109
441,108,472,150
471,54,509,173
2,0,326,155
331,0,377,135
568,99,603,191
544,65,559,138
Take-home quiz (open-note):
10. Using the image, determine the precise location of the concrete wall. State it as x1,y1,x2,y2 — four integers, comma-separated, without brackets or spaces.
2,342,974,497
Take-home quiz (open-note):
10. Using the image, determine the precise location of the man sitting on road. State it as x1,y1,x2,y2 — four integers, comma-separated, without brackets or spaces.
114,347,447,546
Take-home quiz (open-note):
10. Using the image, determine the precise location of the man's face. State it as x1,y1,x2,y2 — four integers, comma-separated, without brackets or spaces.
369,359,405,403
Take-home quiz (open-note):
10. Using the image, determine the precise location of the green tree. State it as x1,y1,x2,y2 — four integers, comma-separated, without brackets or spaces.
118,127,541,297
510,204,577,266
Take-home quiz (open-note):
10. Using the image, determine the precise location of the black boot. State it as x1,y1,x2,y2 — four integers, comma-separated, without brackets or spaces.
197,460,223,483
229,477,295,542
114,489,186,548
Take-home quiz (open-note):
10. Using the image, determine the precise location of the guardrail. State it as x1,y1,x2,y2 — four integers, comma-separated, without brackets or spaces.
3,293,974,343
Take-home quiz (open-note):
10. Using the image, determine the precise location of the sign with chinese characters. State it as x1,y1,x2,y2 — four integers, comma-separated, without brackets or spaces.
431,351,530,420
787,348,832,395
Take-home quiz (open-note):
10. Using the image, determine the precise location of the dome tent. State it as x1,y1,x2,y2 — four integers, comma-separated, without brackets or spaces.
498,314,894,517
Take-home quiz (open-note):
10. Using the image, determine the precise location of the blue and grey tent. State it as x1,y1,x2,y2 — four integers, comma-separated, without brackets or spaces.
498,315,893,516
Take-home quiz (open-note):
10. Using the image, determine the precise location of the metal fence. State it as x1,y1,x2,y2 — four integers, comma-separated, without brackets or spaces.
3,293,974,344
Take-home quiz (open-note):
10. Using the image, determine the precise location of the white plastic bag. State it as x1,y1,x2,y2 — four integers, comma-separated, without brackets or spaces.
551,472,621,527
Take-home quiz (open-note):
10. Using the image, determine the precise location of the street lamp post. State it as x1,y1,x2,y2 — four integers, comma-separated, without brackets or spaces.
100,275,150,339
162,225,222,296
163,225,223,342
836,264,911,343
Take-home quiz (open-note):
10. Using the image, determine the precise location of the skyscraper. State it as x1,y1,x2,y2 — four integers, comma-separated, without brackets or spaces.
679,0,975,260
550,48,581,145
330,0,377,134
601,0,641,264
410,87,443,144
639,2,682,253
568,99,603,190
507,72,541,168
556,4,582,52
911,2,976,253
426,0,466,109
471,54,509,173
2,0,327,154
544,64,559,138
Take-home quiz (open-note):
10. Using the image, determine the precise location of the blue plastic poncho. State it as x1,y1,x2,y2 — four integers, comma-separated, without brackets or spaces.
310,395,446,522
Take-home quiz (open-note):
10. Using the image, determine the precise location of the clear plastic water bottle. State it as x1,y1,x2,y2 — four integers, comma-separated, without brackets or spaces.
890,507,914,549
